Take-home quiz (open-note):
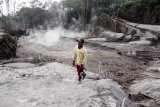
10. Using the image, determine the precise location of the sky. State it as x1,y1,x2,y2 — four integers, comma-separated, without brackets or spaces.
0,0,62,15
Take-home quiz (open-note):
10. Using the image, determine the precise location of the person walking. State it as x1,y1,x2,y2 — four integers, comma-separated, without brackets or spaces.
73,39,87,83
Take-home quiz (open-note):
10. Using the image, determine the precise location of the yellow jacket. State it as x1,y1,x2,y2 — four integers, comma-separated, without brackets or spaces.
73,45,87,66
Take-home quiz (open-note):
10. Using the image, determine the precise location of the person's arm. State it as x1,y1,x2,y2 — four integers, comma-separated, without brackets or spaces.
73,46,77,66
82,48,87,67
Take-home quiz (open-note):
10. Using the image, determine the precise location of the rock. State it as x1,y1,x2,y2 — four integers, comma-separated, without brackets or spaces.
133,31,144,37
130,79,160,105
101,31,124,42
147,66,160,73
144,32,158,45
129,31,143,42
129,40,151,45
123,35,132,42
86,38,106,42
129,31,158,46
0,33,17,59
144,61,160,78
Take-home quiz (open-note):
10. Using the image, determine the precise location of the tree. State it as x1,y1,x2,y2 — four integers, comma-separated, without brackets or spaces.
12,0,16,14
30,0,43,8
43,0,53,10
63,0,93,26
16,7,51,28
63,0,129,18
64,0,82,12
5,0,11,16
4,0,11,33
0,0,3,15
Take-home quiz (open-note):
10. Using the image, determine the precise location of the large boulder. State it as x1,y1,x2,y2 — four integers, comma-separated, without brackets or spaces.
101,31,125,42
144,32,159,45
130,79,160,105
0,33,17,59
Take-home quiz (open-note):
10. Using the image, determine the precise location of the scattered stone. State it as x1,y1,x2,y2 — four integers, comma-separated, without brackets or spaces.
32,54,56,63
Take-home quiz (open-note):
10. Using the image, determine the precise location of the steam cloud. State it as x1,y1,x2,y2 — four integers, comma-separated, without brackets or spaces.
27,26,86,47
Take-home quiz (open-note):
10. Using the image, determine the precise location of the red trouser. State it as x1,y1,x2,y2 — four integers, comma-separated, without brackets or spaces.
76,65,84,76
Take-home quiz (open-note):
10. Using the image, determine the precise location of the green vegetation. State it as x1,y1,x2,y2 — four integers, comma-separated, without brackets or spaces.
119,0,160,24
123,2,135,12
139,0,160,6
123,0,160,12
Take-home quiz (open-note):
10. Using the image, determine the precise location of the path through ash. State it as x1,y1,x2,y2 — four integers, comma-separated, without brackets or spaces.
0,62,127,107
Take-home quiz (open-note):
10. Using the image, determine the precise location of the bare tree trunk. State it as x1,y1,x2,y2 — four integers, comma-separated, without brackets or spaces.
83,0,93,28
5,0,11,33
0,0,3,16
13,0,16,14
83,0,87,27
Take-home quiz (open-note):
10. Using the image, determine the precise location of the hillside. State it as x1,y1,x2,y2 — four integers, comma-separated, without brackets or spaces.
119,0,160,25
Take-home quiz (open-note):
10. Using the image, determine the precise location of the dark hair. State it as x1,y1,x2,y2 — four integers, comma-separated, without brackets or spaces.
76,38,84,43
79,39,84,43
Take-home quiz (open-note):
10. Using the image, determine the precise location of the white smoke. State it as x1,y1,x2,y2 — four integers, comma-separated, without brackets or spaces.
27,26,86,47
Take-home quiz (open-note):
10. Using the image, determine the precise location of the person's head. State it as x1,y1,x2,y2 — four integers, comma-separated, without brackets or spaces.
77,39,84,49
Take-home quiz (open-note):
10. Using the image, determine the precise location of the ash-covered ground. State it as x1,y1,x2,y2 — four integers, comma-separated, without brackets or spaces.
0,26,160,107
